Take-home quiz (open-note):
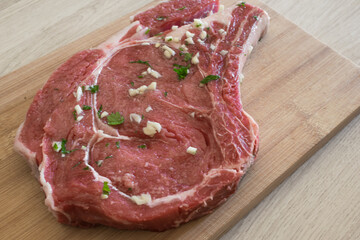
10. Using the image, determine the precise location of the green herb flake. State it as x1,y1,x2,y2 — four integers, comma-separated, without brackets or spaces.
72,110,77,121
200,75,220,84
81,86,85,92
206,27,210,31
253,15,258,20
107,112,124,125
164,91,168,97
196,23,202,28
83,166,90,170
97,105,103,118
89,85,99,94
61,139,70,154
237,2,246,7
141,115,145,120
128,188,133,191
72,161,81,168
53,143,59,151
105,155,113,159
154,32,163,36
95,160,103,167
173,64,190,80
138,144,147,149
137,75,144,78
145,28,150,34
129,60,152,68
116,141,120,149
183,52,192,62
179,47,184,52
105,143,109,147
82,105,91,110
102,182,111,196
156,16,167,21
178,6,186,10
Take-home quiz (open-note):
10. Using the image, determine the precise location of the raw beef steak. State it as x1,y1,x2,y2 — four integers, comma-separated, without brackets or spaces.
15,1,269,231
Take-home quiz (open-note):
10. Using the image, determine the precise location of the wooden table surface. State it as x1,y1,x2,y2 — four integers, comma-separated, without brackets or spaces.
1,0,359,239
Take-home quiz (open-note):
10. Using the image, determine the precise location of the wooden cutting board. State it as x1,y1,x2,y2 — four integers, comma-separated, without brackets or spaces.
0,0,359,239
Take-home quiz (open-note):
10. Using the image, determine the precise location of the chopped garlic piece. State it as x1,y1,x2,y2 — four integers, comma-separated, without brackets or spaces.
181,44,188,51
136,25,143,32
81,145,87,150
187,146,197,155
173,37,180,43
193,19,204,28
130,113,142,124
162,45,175,56
129,88,139,97
147,82,157,90
145,105,153,112
141,42,150,46
76,116,84,122
101,194,109,199
74,105,83,115
200,31,207,40
190,112,195,118
210,44,216,51
165,36,173,42
220,50,228,56
185,37,195,45
219,4,224,11
101,111,109,118
155,43,161,48
186,31,195,38
143,121,162,137
131,193,152,205
191,52,200,65
138,85,148,94
164,50,172,59
218,29,227,35
76,86,83,102
171,25,178,31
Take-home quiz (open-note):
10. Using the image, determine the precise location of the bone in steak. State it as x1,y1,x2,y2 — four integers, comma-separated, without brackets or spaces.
14,1,269,231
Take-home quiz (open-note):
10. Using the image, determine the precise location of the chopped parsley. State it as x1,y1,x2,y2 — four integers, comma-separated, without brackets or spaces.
154,32,163,36
107,112,124,125
128,188,132,191
137,75,144,78
72,110,77,121
183,52,192,62
200,75,220,84
141,114,145,120
82,105,91,110
130,60,152,68
237,2,246,7
83,166,90,170
105,155,113,159
179,47,184,52
196,23,202,27
178,6,186,10
145,28,150,34
95,160,103,167
173,64,190,80
138,144,147,149
102,182,111,196
60,138,77,155
105,143,109,147
253,15,258,20
164,91,168,97
72,161,81,168
81,86,85,91
89,85,99,94
97,105,103,118
155,16,167,21
53,143,59,151
116,141,120,149
130,81,135,86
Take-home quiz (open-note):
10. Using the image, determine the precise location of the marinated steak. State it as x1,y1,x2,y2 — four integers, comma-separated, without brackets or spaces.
15,1,269,231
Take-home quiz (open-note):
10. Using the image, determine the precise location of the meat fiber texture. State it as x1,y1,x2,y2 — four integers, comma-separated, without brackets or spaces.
14,0,269,231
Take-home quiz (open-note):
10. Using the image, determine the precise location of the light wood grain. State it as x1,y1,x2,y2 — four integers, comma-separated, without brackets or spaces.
0,1,359,240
